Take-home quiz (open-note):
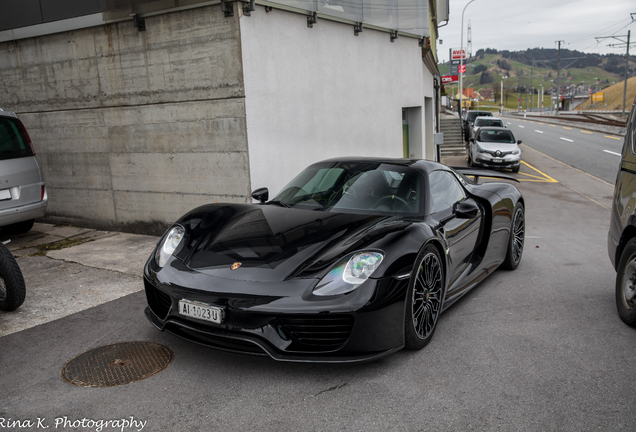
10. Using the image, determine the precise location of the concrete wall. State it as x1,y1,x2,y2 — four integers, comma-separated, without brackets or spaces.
239,8,434,196
0,4,251,233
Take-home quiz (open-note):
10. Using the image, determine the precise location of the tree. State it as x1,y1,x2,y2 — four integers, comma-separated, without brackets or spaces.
472,64,487,75
492,82,501,101
480,70,494,85
497,59,511,71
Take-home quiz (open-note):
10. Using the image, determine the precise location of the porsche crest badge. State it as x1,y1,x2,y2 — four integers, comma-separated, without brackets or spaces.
230,262,242,270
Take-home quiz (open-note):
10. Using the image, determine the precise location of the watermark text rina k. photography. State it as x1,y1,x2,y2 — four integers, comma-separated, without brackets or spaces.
0,416,147,431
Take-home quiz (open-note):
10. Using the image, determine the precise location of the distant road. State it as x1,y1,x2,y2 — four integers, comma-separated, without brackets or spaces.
504,117,624,184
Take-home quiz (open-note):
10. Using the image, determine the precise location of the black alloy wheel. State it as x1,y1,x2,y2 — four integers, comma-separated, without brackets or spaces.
502,203,524,270
405,245,444,350
615,238,636,327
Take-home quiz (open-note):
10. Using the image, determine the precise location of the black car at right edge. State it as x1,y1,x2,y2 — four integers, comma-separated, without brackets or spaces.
608,95,636,327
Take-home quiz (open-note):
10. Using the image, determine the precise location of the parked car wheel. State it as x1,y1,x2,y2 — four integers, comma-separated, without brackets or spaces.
512,165,520,173
502,203,525,270
615,238,636,327
404,245,444,350
1,219,35,235
0,242,26,311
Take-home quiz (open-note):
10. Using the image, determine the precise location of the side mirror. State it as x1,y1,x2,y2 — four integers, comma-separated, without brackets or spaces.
517,140,522,145
251,187,268,203
455,199,480,219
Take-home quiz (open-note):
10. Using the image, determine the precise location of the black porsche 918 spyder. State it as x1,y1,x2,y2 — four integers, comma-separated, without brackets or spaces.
143,158,524,363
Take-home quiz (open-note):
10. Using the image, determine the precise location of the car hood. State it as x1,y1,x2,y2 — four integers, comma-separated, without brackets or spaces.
172,203,413,282
475,141,519,153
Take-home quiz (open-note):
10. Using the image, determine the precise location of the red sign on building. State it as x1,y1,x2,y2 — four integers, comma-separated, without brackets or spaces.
441,75,459,84
451,49,466,60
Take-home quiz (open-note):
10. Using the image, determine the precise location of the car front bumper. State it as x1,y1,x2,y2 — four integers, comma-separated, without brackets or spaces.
143,258,409,363
474,154,520,170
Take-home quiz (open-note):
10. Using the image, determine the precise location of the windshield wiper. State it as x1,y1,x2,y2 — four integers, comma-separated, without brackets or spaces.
266,200,292,208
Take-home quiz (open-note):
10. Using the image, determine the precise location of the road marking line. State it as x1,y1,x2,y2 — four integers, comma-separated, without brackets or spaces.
529,121,535,123
519,125,525,128
560,137,573,142
522,145,613,186
549,125,556,127
507,122,512,125
604,150,621,156
605,135,622,140
535,130,543,133
563,127,572,130
518,161,558,183
538,122,544,125
581,130,592,134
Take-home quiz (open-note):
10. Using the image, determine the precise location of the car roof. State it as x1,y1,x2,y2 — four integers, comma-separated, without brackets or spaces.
314,157,449,175
475,116,503,121
475,126,510,131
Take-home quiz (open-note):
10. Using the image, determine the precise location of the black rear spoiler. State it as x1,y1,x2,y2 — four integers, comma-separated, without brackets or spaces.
451,167,519,183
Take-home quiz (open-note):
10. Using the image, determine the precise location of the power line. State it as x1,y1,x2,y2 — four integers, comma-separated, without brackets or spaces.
596,25,634,115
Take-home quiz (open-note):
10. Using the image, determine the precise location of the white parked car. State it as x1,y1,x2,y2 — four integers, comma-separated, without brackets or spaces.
467,127,522,173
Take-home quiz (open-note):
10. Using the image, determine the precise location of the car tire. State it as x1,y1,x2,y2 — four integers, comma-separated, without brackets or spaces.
0,242,26,311
615,238,636,327
512,165,520,173
502,202,525,270
404,244,445,350
2,219,35,235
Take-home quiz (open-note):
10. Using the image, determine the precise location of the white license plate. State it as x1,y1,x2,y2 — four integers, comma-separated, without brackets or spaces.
492,158,503,163
178,300,223,324
0,189,11,201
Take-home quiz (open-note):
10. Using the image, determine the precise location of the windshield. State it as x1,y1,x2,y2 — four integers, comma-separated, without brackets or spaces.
272,162,422,214
477,129,516,143
467,112,493,122
475,118,503,127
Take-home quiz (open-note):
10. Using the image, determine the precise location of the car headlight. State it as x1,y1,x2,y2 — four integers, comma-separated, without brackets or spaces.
155,225,185,267
512,149,520,155
313,251,384,296
476,144,486,153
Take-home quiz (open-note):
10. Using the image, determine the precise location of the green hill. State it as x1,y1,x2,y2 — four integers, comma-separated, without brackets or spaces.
439,51,631,110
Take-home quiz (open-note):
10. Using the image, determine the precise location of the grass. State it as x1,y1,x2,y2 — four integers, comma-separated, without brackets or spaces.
576,76,636,111
31,237,94,256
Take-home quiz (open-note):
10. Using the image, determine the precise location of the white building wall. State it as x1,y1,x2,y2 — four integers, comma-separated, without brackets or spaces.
240,9,435,196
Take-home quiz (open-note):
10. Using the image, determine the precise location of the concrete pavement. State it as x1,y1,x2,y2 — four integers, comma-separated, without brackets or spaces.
0,225,158,336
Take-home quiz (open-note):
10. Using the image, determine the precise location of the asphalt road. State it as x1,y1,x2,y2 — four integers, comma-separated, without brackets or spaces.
1,145,635,431
504,116,624,183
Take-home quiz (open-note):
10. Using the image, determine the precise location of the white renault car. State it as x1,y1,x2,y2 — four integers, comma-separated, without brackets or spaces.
0,109,47,234
467,126,522,173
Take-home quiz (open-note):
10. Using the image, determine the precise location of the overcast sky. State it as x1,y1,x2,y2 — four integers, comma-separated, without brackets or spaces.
437,0,635,63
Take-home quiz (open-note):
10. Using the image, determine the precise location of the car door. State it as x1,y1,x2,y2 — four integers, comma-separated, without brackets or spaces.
428,170,482,291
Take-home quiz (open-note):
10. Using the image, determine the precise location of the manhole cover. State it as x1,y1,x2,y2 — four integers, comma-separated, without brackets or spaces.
61,341,173,387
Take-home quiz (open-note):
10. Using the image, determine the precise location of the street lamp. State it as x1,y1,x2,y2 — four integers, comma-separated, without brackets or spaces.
539,84,543,114
459,0,477,115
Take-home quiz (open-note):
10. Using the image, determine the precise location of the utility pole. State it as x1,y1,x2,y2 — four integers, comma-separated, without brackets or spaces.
459,0,478,118
624,30,630,115
596,19,635,115
556,41,564,114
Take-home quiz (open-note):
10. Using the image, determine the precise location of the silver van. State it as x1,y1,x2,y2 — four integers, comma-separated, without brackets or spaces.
0,109,47,234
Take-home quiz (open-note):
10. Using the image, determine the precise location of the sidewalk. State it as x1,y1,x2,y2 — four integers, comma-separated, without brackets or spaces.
0,223,158,337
